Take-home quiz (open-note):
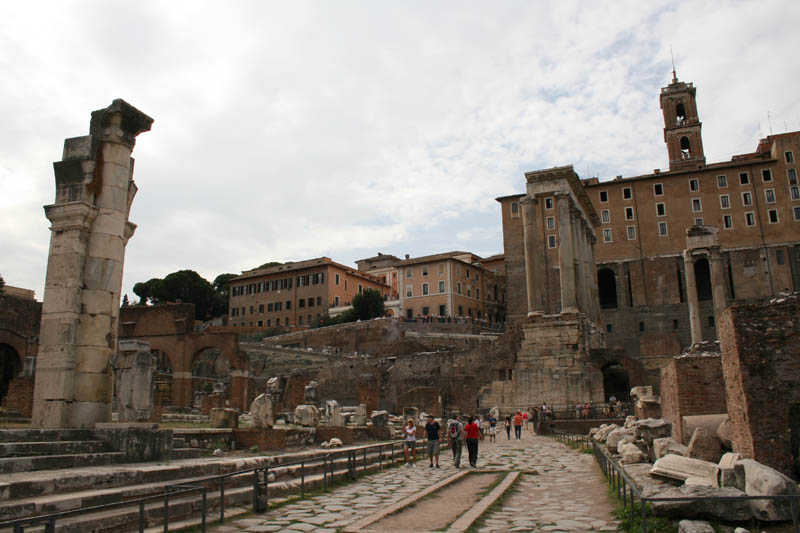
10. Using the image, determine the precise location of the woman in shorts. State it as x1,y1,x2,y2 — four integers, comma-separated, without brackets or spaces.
403,418,417,467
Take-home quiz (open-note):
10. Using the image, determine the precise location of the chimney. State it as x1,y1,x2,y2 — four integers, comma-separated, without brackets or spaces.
654,169,661,174
405,254,410,260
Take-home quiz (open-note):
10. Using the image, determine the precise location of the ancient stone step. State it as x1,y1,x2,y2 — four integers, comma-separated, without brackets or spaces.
0,440,113,458
0,452,127,474
170,448,205,460
0,429,99,444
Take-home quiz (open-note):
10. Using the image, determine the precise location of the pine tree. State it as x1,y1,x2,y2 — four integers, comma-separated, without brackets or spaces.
121,293,130,307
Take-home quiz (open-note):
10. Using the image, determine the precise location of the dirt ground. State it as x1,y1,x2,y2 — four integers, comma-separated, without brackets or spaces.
366,472,502,532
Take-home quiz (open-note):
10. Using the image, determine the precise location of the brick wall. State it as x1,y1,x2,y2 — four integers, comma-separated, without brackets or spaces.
720,296,800,478
315,427,354,445
660,352,727,443
1,377,34,417
233,428,286,450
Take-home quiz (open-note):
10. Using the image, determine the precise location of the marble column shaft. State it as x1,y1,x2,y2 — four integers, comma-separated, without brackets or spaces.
557,194,577,313
683,250,703,344
521,196,544,316
709,248,727,328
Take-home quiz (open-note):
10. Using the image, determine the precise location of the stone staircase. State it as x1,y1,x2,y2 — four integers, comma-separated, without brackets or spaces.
0,441,404,532
0,430,124,474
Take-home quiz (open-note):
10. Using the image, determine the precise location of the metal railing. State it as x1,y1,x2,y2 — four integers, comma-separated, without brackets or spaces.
0,440,419,533
551,430,800,533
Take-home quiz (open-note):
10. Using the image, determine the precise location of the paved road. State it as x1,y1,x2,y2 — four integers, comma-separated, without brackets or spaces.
211,430,619,532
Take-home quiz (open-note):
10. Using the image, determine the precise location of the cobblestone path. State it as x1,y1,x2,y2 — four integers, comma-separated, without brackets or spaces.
211,429,619,532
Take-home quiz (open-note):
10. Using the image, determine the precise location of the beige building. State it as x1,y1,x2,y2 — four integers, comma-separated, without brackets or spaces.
228,257,390,328
357,252,506,323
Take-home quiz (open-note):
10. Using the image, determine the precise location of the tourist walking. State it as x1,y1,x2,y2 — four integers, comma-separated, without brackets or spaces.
447,414,463,468
425,414,441,468
531,407,538,435
487,413,497,442
504,415,512,439
464,416,481,467
513,411,523,439
403,418,417,467
522,409,529,429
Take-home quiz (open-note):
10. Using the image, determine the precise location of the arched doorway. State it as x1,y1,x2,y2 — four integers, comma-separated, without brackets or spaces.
602,362,630,402
597,268,618,309
191,348,231,400
694,258,712,301
0,344,21,404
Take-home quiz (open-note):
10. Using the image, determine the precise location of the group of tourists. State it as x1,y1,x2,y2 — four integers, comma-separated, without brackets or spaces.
402,409,541,469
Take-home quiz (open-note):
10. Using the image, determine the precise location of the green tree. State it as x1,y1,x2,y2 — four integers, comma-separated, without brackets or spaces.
211,273,238,317
255,261,281,270
351,289,385,321
152,270,217,320
132,278,162,304
0,273,5,292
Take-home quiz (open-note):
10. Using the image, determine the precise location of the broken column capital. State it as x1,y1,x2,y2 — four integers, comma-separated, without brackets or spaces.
43,201,99,231
90,99,154,149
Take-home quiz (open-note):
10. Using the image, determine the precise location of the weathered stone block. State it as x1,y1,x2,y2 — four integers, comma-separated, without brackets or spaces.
75,314,112,348
294,405,320,427
73,371,113,402
687,427,722,463
250,393,273,428
607,428,635,453
650,454,720,484
653,437,688,460
371,410,389,427
678,519,715,533
210,408,240,428
735,458,799,521
75,345,113,374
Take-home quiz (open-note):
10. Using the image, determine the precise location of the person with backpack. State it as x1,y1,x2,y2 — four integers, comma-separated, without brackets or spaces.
447,414,463,468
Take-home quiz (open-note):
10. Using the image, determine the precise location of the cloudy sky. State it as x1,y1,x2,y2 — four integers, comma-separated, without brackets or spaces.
2,1,799,302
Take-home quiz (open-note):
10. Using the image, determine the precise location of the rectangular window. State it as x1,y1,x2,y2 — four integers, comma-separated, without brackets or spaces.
695,217,704,226
457,283,462,295
786,151,795,163
406,268,412,278
545,197,553,209
285,317,289,326
334,296,339,306
548,235,557,248
789,169,798,185
466,268,470,279
307,298,313,307
476,288,480,299
692,198,702,212
623,187,632,200
689,178,699,192
298,315,303,325
777,249,786,265
275,302,281,311
762,169,773,182
765,189,776,203
298,300,304,309
601,210,610,223
720,195,730,209
422,265,428,276
308,314,312,324
658,221,668,236
656,203,666,217
791,186,800,200
599,190,608,202
510,202,519,218
795,206,800,221
467,287,471,297
745,212,756,226
723,215,733,229
654,183,664,196
438,281,445,293
717,175,727,188
624,206,634,220
335,273,339,285
422,283,429,295
739,172,749,185
742,192,753,206
439,304,446,316
316,296,321,305
438,262,444,274
406,286,413,297
358,284,363,294
258,304,264,313
603,228,612,242
546,216,556,229
768,209,779,224
406,309,413,320
627,225,636,240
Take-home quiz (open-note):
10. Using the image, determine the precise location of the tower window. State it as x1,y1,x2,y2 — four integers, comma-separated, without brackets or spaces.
761,169,773,182
742,192,753,206
723,215,733,229
510,202,519,218
545,197,554,209
720,195,730,209
717,175,727,188
548,235,557,248
675,102,686,124
786,151,794,164
689,178,699,192
601,210,610,223
658,221,668,236
625,206,634,220
546,216,556,230
654,183,664,196
623,187,632,200
791,186,799,200
789,169,798,185
599,191,609,202
739,172,750,185
768,209,779,224
680,136,691,159
695,217,704,226
795,207,800,221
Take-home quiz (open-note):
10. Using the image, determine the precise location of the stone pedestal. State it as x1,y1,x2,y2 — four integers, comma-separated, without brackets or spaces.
32,100,153,428
325,399,344,426
250,393,274,428
111,340,155,422
303,380,318,405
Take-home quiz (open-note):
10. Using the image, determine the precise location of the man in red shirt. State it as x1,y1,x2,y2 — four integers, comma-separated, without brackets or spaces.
463,416,481,467
513,411,523,439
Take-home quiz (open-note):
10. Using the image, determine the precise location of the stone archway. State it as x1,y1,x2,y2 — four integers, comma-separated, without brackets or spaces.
0,343,22,404
601,362,630,402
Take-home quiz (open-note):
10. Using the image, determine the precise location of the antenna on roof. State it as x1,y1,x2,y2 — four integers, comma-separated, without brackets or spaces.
768,111,773,135
670,47,677,83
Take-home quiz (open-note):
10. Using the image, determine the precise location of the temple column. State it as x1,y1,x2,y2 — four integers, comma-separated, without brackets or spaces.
709,247,727,329
557,193,577,313
570,208,585,314
683,250,703,344
521,196,544,316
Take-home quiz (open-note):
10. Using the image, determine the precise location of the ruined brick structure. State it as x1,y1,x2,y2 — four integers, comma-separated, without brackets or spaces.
660,349,727,443
118,304,252,411
0,292,41,417
719,295,800,478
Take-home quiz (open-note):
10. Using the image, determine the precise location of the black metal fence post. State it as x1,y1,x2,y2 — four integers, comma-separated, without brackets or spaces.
301,461,305,499
201,488,207,532
163,491,169,533
219,478,225,522
139,499,145,533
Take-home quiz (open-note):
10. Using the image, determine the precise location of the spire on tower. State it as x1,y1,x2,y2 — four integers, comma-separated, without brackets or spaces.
670,48,678,83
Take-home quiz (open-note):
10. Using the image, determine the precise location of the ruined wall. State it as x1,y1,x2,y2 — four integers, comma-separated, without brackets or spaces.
0,292,42,359
1,377,34,417
660,351,727,443
720,295,800,478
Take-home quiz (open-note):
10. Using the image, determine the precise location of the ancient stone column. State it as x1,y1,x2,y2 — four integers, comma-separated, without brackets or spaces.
111,340,155,422
708,247,727,328
521,196,544,316
556,193,577,313
570,208,585,314
32,100,152,428
683,250,703,344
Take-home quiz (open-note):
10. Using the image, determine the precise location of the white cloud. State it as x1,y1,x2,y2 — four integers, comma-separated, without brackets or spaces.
2,0,799,302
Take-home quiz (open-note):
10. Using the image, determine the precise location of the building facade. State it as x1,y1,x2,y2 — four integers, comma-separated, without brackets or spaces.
228,257,391,328
498,74,800,365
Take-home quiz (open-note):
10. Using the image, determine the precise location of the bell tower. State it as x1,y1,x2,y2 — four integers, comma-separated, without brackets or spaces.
660,70,705,171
